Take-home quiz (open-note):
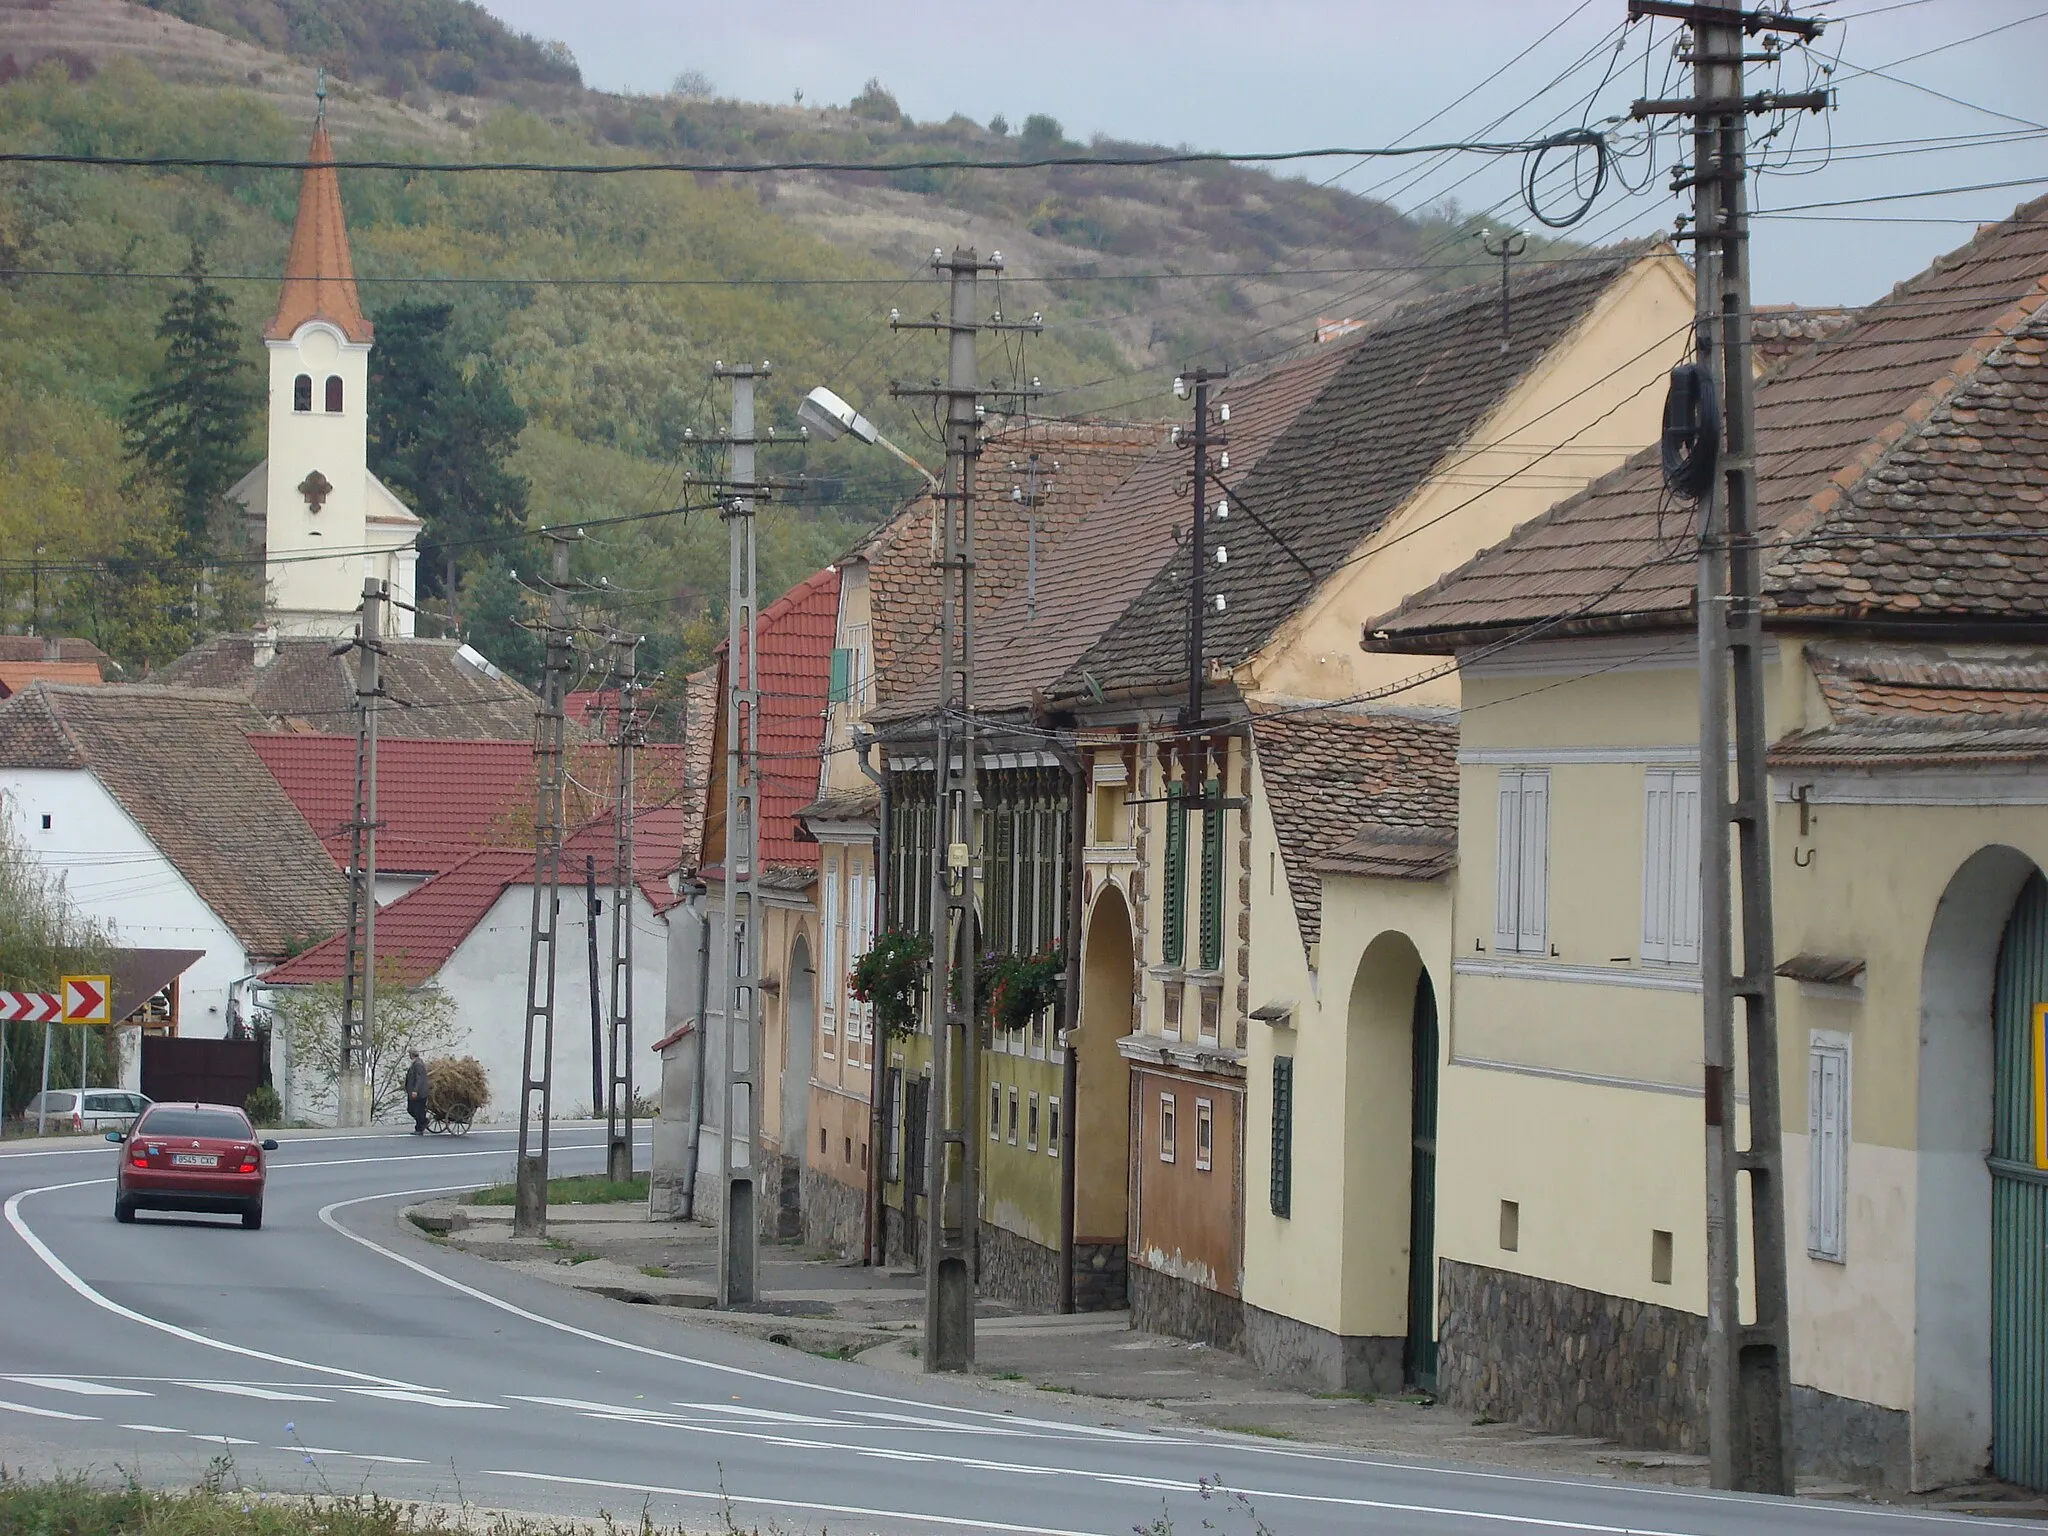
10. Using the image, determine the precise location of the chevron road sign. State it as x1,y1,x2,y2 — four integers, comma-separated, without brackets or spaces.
0,992,59,1024
60,975,112,1026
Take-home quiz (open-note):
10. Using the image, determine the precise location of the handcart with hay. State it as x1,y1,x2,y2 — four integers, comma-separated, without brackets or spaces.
424,1056,488,1135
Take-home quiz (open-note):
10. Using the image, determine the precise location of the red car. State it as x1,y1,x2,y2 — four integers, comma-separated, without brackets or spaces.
110,1103,277,1229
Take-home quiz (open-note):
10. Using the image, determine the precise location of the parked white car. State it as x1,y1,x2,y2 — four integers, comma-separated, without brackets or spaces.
17,1090,152,1134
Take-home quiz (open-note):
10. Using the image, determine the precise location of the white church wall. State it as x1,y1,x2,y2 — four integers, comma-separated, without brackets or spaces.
264,321,374,633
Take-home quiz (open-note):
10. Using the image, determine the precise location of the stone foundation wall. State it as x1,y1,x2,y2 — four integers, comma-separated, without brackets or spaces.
1131,1263,1244,1352
1242,1304,1403,1396
758,1152,801,1240
976,1221,1061,1310
1072,1241,1128,1312
1438,1258,1708,1452
801,1167,868,1258
1793,1384,1912,1492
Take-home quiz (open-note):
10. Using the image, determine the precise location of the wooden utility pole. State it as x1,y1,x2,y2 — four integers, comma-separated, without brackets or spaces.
514,531,576,1236
337,578,385,1127
1632,0,1828,1494
606,631,640,1182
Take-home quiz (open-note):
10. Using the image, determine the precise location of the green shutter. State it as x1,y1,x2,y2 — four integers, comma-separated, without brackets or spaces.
1270,1056,1293,1218
1162,782,1186,967
828,647,853,703
1199,781,1224,971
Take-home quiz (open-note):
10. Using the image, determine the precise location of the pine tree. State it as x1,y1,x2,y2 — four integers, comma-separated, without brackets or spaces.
122,249,262,564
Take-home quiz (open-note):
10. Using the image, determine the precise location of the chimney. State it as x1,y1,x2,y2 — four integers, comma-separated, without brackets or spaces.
253,624,278,670
42,635,60,663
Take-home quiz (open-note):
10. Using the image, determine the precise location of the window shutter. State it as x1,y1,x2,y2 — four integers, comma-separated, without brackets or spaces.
1670,773,1702,966
1494,774,1522,951
828,648,853,703
1643,771,1674,962
821,866,840,1026
1516,773,1548,954
1163,781,1186,967
1199,781,1224,971
1270,1056,1294,1218
1807,1037,1850,1262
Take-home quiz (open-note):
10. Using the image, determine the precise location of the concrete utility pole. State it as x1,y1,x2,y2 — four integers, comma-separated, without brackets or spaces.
1180,369,1225,732
586,854,603,1115
337,578,385,1128
1632,0,1828,1495
717,361,766,1307
605,631,640,1182
514,531,576,1236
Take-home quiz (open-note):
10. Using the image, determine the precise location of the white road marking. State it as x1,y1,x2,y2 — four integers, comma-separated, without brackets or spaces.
285,1447,428,1465
0,1397,95,1421
118,1423,185,1435
346,1388,503,1410
5,1375,150,1397
177,1382,332,1403
671,1400,845,1426
4,1180,420,1388
484,1468,1114,1536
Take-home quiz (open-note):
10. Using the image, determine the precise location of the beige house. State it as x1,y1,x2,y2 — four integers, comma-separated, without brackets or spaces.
1018,243,1696,1376
1368,197,2048,1492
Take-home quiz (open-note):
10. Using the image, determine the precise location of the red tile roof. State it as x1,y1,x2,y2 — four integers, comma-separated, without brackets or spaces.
700,566,840,874
262,847,532,986
267,121,372,344
1771,640,2048,767
0,660,102,696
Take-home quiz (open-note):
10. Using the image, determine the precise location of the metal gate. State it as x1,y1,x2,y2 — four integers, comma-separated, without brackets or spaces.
1406,970,1441,1392
1992,872,2048,1490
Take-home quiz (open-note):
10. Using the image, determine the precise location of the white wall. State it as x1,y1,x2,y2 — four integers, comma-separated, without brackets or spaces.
264,321,373,633
1,769,253,1043
427,883,670,1124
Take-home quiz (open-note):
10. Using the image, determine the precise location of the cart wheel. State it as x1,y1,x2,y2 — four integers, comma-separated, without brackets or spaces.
449,1108,473,1137
426,1112,449,1135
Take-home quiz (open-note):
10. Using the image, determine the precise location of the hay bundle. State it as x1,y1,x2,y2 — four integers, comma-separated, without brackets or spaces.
425,1056,489,1117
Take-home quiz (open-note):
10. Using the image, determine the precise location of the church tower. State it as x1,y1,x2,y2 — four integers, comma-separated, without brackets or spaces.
237,105,418,636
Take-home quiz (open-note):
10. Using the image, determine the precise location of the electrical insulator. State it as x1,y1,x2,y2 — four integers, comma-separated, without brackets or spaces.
1215,594,1227,612
889,308,900,325
1216,500,1229,518
1219,451,1230,470
1172,376,1189,400
1216,547,1228,565
1218,403,1231,424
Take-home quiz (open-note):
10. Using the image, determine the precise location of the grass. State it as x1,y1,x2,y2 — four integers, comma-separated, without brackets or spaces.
1310,1390,1375,1402
1035,1383,1077,1395
467,1174,649,1207
991,1370,1026,1382
638,1264,669,1279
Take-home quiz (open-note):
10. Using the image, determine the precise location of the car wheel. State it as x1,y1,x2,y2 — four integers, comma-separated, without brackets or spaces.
114,1196,136,1224
242,1203,263,1231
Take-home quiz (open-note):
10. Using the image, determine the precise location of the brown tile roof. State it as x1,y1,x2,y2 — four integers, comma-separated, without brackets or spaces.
1315,823,1457,882
1751,306,1855,373
0,661,102,696
1374,198,2048,650
0,637,111,666
0,684,350,960
861,419,1163,720
1249,703,1458,946
149,634,546,740
267,121,372,344
1061,245,1657,700
975,348,1365,714
1771,639,2048,766
798,785,882,825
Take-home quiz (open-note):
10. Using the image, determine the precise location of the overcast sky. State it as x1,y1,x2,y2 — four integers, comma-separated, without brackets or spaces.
477,1,2046,308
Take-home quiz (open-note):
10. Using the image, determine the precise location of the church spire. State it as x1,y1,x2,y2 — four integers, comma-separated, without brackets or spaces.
265,114,372,345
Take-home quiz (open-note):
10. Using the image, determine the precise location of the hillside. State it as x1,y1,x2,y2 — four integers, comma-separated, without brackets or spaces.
0,0,1504,684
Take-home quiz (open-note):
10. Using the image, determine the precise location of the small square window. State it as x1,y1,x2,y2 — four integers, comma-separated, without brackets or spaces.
818,1125,827,1156
1027,1092,1040,1151
989,1082,1001,1140
1651,1229,1674,1286
39,814,51,830
1007,1087,1019,1145
1047,1096,1061,1158
1194,1097,1213,1171
844,1135,853,1164
1159,1092,1177,1164
1500,1200,1520,1253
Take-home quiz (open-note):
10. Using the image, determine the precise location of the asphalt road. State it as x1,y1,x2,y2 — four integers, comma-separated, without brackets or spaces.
0,1128,2021,1535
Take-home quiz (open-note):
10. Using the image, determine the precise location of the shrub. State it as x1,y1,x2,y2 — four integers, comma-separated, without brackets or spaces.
978,946,1065,1033
243,1084,282,1126
850,928,930,1039
851,78,902,124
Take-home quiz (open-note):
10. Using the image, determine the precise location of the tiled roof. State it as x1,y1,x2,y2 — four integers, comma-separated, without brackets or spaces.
1067,245,1655,698
1374,198,2048,649
266,121,372,344
263,847,532,986
701,567,839,872
1315,823,1458,882
149,634,546,740
1752,306,1855,373
798,785,882,827
0,637,111,666
0,684,350,959
1771,639,2048,766
1249,703,1458,946
0,661,102,695
862,419,1164,718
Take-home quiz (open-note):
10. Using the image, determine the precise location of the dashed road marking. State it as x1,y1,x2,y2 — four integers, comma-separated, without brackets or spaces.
346,1388,502,1410
6,1375,150,1397
284,1448,428,1465
177,1382,332,1402
0,1397,95,1421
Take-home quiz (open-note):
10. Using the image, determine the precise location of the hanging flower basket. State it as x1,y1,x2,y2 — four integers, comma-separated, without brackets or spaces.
978,945,1066,1033
850,928,931,1040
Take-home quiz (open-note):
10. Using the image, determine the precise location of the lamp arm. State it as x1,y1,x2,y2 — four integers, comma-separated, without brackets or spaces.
873,432,941,489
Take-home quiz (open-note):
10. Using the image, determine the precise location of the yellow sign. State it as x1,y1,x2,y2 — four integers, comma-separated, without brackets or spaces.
59,975,112,1026
2035,1002,2048,1172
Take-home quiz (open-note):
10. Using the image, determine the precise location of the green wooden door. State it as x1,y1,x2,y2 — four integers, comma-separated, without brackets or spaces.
1406,971,1441,1392
1992,872,2048,1490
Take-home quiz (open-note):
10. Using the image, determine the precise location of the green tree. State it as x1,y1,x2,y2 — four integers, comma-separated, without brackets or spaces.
273,965,461,1121
121,249,262,564
0,795,113,1121
368,300,530,626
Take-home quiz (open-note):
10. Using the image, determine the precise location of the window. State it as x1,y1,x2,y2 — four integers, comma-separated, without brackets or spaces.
1807,1033,1851,1264
820,858,840,1052
1007,1086,1020,1145
829,647,856,704
1199,780,1224,971
847,867,870,1053
1651,1229,1674,1286
1499,1200,1520,1252
1027,1092,1040,1151
1493,769,1549,955
1194,1097,1213,1171
844,1135,853,1164
989,1081,1001,1140
1159,1092,1177,1164
1047,1095,1061,1158
1162,780,1187,966
1270,1057,1294,1217
1642,769,1702,965
883,1067,902,1181
293,373,312,412
324,374,344,412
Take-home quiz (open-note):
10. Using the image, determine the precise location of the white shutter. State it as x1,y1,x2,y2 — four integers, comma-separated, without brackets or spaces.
1516,772,1548,955
1669,773,1702,966
1643,771,1674,962
1495,773,1523,951
850,870,869,1041
821,865,840,1035
1807,1034,1850,1263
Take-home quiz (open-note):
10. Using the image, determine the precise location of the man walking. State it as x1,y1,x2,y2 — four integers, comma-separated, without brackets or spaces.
404,1049,429,1135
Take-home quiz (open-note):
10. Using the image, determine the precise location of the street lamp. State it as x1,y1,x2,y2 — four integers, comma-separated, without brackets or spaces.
798,385,941,488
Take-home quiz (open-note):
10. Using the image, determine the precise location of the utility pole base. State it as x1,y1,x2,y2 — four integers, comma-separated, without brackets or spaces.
606,1137,632,1184
335,1070,370,1129
513,1154,548,1236
925,1254,974,1371
719,1175,757,1306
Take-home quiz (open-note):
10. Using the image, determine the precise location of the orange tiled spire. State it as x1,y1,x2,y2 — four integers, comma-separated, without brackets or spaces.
265,120,373,344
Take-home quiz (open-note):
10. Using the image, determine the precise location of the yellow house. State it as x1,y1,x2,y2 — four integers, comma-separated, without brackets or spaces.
1020,242,1695,1374
1368,197,2048,1492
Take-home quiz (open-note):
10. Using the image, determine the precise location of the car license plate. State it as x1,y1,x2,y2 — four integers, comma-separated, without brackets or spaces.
171,1153,218,1167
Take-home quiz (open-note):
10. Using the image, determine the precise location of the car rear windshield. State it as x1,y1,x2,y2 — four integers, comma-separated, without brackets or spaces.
135,1109,250,1140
